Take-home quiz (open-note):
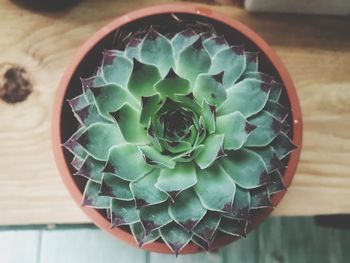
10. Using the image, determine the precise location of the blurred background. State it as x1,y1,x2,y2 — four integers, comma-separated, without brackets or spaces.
0,0,349,262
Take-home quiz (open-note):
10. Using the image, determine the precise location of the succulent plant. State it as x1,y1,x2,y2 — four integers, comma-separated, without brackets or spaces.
63,25,297,255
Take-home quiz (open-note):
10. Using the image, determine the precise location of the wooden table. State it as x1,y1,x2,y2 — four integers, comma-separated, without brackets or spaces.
0,0,349,225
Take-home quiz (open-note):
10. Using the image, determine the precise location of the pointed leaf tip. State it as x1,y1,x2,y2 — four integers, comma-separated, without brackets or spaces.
245,122,257,133
102,162,115,173
132,58,143,71
165,67,177,79
192,37,204,50
212,71,224,83
160,223,191,255
167,190,181,201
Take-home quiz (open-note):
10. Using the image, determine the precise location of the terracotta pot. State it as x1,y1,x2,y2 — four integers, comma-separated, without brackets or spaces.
52,3,302,254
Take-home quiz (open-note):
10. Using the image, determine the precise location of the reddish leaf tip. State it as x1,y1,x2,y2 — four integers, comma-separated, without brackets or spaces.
212,71,224,84
192,37,204,50
165,68,178,79
132,58,143,71
245,122,257,134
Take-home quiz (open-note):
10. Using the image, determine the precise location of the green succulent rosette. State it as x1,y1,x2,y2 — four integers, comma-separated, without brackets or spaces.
63,26,297,255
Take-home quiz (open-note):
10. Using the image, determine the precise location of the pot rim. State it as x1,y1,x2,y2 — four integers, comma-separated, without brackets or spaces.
52,2,302,254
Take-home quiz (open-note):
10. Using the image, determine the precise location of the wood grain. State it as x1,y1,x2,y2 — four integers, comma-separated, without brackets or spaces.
0,0,349,225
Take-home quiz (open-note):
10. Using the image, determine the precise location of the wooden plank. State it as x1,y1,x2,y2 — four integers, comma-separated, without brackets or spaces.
0,230,40,263
256,217,350,263
38,228,146,263
0,0,349,225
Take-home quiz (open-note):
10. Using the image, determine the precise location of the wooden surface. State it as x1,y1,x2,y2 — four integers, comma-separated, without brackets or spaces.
0,0,349,225
1,217,350,262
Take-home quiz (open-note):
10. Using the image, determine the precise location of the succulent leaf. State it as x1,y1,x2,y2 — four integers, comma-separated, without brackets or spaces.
216,111,256,150
220,149,268,189
171,145,205,163
169,189,207,232
209,46,246,88
138,145,176,169
171,93,202,114
171,28,199,59
127,59,161,98
130,222,160,247
154,68,190,99
245,110,282,147
89,83,138,117
101,50,133,88
77,123,125,161
74,101,111,127
195,134,225,169
139,202,172,233
243,71,273,85
159,138,192,154
81,75,105,91
125,37,142,60
67,93,89,111
140,94,162,126
176,38,211,85
218,79,271,117
130,169,168,208
264,100,289,122
253,146,285,173
224,186,250,220
244,52,259,72
107,144,152,181
74,155,105,182
110,103,149,144
201,99,216,134
82,180,110,208
193,212,221,246
71,156,85,171
140,27,175,77
160,222,192,256
100,173,133,200
194,164,236,213
203,36,228,57
62,127,87,159
155,162,197,201
193,73,227,106
111,199,139,227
